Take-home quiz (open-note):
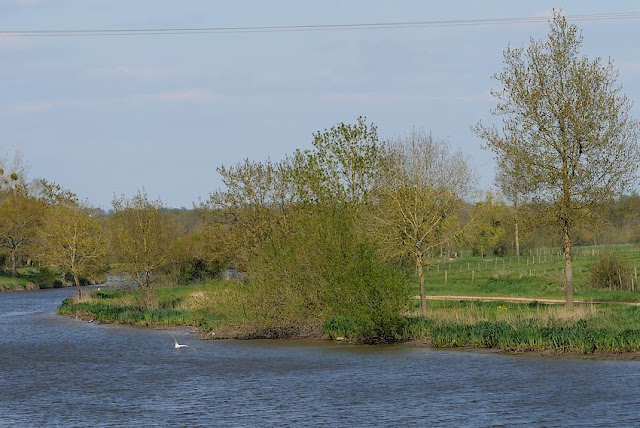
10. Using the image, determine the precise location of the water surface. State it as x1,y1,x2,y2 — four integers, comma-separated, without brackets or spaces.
2,288,640,426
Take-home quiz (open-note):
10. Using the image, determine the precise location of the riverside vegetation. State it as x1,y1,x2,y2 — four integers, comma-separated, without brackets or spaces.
7,14,640,354
59,244,640,353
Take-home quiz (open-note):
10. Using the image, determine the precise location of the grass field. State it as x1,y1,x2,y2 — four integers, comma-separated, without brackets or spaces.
417,244,640,302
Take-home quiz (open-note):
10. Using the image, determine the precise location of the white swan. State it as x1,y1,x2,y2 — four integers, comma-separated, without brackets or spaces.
169,333,197,351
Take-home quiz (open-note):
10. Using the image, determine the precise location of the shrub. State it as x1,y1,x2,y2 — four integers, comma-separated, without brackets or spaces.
589,256,634,291
33,267,64,288
242,207,411,342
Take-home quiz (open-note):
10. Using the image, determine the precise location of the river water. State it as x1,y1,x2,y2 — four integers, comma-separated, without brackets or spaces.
2,288,640,427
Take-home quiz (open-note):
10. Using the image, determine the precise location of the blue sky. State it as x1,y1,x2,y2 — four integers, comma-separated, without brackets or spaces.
1,1,639,208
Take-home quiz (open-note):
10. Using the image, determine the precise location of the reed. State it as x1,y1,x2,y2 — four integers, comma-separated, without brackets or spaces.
402,301,640,353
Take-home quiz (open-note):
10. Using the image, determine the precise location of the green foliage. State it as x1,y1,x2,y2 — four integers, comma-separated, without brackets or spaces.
32,266,64,288
110,190,182,302
475,12,640,304
241,206,411,341
294,116,381,205
589,256,634,291
466,193,509,257
0,274,32,291
426,319,640,354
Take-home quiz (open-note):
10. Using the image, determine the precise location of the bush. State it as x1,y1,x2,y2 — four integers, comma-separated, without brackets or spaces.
33,267,64,288
589,256,635,291
242,207,411,342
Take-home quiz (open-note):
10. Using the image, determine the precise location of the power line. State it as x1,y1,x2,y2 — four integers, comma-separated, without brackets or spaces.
1,11,640,37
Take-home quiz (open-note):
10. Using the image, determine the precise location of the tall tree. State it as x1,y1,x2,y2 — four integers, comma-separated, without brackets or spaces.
367,130,474,314
474,12,640,305
110,191,182,308
37,203,108,296
0,191,45,276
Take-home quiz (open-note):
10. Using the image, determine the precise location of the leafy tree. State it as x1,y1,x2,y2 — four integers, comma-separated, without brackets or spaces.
292,116,381,205
367,130,474,314
37,203,108,296
110,191,182,308
32,178,79,206
205,158,294,269
466,193,509,257
474,12,640,305
0,191,45,276
206,118,411,341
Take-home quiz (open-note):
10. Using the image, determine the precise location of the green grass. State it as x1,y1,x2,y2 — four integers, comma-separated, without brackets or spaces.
413,244,640,302
323,300,640,353
0,274,33,291
56,244,640,352
0,266,65,290
57,282,228,330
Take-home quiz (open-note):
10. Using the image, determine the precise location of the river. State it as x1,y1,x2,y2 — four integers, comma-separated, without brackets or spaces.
1,287,640,427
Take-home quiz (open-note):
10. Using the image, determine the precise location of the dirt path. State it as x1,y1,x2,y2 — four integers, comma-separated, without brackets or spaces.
415,295,640,306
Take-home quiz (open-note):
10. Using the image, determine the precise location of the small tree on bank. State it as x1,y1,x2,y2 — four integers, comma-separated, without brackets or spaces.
0,190,45,276
110,191,182,308
367,131,474,314
37,203,109,297
474,12,640,306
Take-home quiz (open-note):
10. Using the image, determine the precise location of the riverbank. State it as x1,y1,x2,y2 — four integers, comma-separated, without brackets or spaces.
0,276,38,291
0,267,86,292
57,283,640,356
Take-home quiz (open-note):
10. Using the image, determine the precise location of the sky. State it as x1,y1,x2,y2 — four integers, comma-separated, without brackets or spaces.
1,1,639,209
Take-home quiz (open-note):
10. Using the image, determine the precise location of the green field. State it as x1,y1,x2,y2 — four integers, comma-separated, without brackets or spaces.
417,244,640,302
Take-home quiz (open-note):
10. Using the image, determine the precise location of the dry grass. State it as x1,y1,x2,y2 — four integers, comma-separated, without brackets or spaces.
416,301,599,326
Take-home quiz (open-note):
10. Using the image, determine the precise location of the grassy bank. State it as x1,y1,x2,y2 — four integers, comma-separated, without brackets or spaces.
58,281,640,354
58,285,223,331
404,301,640,354
0,275,36,291
325,300,640,354
1,266,78,291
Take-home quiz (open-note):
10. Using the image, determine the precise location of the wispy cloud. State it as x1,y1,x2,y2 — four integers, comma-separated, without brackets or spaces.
129,89,220,103
94,65,181,80
0,88,220,115
0,99,94,114
318,91,492,107
1,0,43,6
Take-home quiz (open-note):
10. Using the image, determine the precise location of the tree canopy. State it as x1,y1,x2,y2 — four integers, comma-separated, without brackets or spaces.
474,12,640,305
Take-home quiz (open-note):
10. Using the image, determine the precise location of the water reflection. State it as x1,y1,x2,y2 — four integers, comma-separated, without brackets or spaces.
2,288,640,426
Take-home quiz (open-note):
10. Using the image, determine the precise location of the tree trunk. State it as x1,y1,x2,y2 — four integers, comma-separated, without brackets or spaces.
513,194,520,258
11,251,18,277
417,254,427,315
73,273,81,298
562,224,573,307
514,219,520,258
